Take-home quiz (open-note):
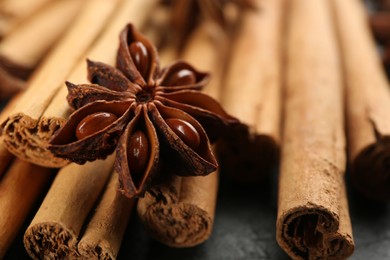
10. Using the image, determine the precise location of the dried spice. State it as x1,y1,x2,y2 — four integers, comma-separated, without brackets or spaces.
48,24,237,199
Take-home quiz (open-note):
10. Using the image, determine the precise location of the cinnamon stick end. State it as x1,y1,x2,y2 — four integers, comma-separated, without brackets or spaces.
137,185,213,247
216,124,280,183
1,114,69,167
78,241,115,260
24,223,78,259
352,136,390,200
277,207,353,259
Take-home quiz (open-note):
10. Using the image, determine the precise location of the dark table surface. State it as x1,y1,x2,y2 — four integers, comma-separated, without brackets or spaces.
5,167,390,260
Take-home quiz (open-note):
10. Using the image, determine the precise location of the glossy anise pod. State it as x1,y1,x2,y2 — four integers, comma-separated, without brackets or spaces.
48,24,237,198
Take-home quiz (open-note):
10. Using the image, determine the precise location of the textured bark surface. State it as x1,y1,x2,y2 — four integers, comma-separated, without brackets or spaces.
137,172,218,247
331,0,390,200
217,0,283,182
276,0,354,258
77,173,134,260
0,159,52,258
23,156,114,259
0,0,121,167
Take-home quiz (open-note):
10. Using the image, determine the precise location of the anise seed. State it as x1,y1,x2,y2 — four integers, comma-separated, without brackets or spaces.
164,69,196,86
76,112,118,140
128,130,149,177
129,41,149,79
166,118,200,150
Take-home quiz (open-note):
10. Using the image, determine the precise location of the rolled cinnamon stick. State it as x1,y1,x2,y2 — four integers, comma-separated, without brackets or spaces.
2,0,158,168
0,0,84,100
217,0,283,182
137,172,218,248
0,159,52,258
276,0,354,258
77,172,134,259
23,155,115,259
331,0,390,200
0,0,121,167
137,22,221,248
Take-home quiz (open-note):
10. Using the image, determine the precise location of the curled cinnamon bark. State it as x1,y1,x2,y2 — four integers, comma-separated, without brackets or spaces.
137,172,218,247
77,173,134,259
0,0,122,167
217,0,283,182
332,0,390,200
0,159,52,258
276,0,354,258
137,22,223,248
23,156,114,259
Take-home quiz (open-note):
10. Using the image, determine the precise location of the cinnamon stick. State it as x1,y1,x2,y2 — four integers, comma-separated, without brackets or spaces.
137,22,222,248
0,0,121,167
77,172,134,259
3,0,158,169
217,0,283,182
331,0,390,200
137,172,218,248
276,0,354,258
0,159,52,258
23,155,115,259
0,0,84,85
0,0,53,37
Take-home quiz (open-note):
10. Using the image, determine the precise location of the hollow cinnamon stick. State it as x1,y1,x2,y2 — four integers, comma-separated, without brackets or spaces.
217,0,283,182
77,172,134,259
276,0,354,258
0,0,84,82
138,172,218,248
0,0,121,167
331,0,390,200
0,159,52,258
5,0,158,169
0,0,53,37
23,155,115,259
137,22,221,248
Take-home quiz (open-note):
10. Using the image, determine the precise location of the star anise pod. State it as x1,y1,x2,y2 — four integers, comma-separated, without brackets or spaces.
48,24,237,198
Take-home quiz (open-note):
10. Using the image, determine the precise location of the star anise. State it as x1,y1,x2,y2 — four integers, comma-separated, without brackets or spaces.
48,24,237,198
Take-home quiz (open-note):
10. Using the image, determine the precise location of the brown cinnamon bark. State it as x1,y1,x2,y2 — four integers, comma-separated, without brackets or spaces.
137,172,218,247
77,173,134,259
137,23,221,248
23,155,115,259
0,0,158,168
217,0,283,182
331,0,390,200
0,0,121,167
276,0,354,258
0,159,52,258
